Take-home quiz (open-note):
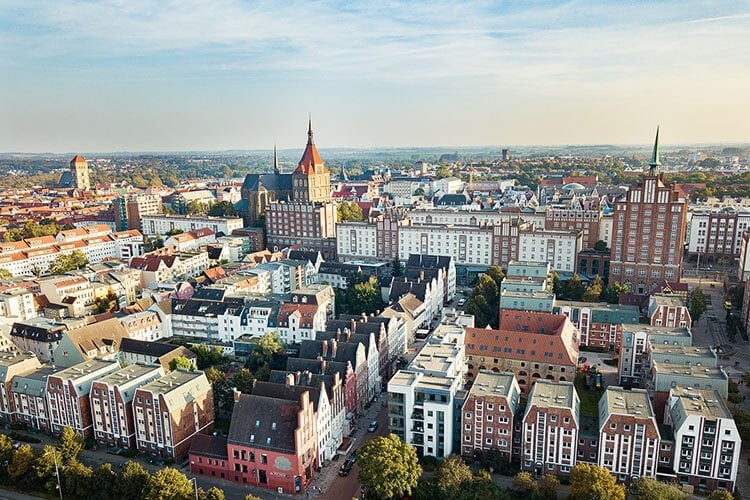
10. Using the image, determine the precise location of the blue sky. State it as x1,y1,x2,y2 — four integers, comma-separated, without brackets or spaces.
1,0,749,153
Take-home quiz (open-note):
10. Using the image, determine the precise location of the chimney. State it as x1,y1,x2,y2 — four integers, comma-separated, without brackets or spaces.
331,339,338,357
350,319,356,332
295,371,301,384
286,373,295,387
321,359,327,374
233,387,241,403
361,312,367,323
346,329,351,342
322,339,328,357
306,371,312,384
336,328,341,341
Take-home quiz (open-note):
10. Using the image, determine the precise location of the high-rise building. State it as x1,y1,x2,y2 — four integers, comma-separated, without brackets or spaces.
70,154,90,190
114,193,164,231
609,128,688,294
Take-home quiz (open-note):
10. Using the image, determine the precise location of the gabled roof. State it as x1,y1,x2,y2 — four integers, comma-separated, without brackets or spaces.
228,393,299,453
252,380,320,412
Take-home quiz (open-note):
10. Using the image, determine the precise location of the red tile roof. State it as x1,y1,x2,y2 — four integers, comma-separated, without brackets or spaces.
293,120,329,176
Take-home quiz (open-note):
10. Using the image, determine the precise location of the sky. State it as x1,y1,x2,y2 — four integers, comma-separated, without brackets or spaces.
1,0,749,153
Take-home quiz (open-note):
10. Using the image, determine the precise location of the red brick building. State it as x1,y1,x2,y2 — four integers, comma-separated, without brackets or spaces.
90,364,163,449
460,371,520,459
132,369,214,458
465,312,579,395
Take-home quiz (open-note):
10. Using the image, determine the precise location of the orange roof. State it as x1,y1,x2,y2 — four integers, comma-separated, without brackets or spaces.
70,155,86,164
293,119,329,176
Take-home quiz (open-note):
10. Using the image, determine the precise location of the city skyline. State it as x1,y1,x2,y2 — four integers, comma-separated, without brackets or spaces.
1,1,749,153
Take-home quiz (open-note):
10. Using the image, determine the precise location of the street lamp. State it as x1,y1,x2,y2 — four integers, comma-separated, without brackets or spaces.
44,449,63,500
190,477,199,500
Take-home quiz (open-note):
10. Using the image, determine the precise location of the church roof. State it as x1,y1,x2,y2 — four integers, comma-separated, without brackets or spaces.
293,118,329,176
241,173,293,192
70,155,86,164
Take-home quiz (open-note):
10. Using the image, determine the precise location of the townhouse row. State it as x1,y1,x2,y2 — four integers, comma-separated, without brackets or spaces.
0,353,213,458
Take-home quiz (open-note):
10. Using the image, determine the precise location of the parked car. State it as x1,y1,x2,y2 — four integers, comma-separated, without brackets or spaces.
578,356,587,364
339,457,356,476
457,298,466,307
368,420,378,432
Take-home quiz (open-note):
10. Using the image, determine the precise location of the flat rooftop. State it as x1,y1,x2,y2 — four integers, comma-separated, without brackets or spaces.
529,380,576,409
671,386,731,419
602,386,653,418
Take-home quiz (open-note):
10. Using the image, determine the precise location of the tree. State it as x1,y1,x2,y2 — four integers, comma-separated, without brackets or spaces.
115,461,151,499
230,368,255,394
208,201,236,217
630,477,685,500
49,250,89,275
244,495,263,500
92,463,119,500
435,166,452,179
466,274,499,327
246,332,284,371
358,433,421,500
0,433,13,463
34,445,62,480
169,355,195,371
193,344,227,369
0,268,12,279
391,256,405,277
594,240,609,252
707,490,734,500
564,273,586,300
538,474,560,500
414,187,425,197
7,444,35,483
689,287,708,324
205,366,229,412
511,471,538,494
604,281,629,304
436,455,473,493
144,467,194,500
551,271,564,295
484,265,505,292
350,276,384,315
337,201,364,222
582,275,604,302
569,463,625,500
60,460,93,498
199,487,227,500
56,426,83,464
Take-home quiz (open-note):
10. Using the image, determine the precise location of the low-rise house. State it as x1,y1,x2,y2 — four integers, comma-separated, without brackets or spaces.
119,338,196,372
649,294,691,328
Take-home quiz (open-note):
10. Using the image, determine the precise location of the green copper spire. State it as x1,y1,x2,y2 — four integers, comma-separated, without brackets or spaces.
649,126,661,175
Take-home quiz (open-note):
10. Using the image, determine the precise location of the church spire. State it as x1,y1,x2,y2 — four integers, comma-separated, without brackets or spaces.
307,114,314,146
649,126,661,175
273,143,280,175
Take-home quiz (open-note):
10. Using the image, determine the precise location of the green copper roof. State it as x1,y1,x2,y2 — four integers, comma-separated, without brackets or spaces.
649,126,661,169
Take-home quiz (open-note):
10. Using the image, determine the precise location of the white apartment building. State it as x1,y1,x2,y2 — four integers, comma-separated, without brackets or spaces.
518,228,583,273
687,209,750,258
39,275,96,309
0,288,36,320
336,222,377,260
398,223,494,266
120,310,165,341
598,387,660,482
140,214,244,237
666,387,741,492
387,332,465,458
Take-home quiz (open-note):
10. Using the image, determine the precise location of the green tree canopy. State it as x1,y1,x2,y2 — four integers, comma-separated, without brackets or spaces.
169,355,195,371
92,463,119,500
230,368,255,394
60,460,93,498
350,276,384,315
466,274,499,327
391,256,405,277
630,477,685,500
511,471,538,494
199,486,227,500
115,461,151,499
564,273,586,301
604,281,629,304
594,240,609,252
484,265,505,291
56,426,83,464
0,268,12,279
358,433,422,500
246,332,284,371
707,490,734,500
192,344,228,369
689,287,708,324
8,444,35,483
208,201,237,217
436,455,473,493
582,275,604,302
538,473,560,500
337,201,364,222
569,463,625,500
49,250,89,275
144,467,194,500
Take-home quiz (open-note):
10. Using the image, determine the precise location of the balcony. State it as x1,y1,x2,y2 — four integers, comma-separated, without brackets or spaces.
411,410,424,421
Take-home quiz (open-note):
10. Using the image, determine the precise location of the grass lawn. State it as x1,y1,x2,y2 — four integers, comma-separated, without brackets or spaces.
575,371,604,417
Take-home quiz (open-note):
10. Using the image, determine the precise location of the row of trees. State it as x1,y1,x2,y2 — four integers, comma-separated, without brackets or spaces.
49,249,89,275
3,219,69,242
551,272,628,304
0,427,228,500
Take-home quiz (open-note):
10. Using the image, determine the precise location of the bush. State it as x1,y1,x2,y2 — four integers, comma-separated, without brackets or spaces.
120,448,139,458
6,431,40,443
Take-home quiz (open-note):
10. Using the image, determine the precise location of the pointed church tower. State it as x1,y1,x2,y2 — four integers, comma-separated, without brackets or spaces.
648,126,661,176
292,117,331,203
273,143,280,175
